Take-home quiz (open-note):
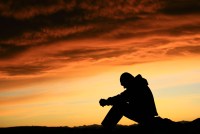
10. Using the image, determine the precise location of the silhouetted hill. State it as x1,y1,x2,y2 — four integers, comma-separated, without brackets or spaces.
1,118,199,134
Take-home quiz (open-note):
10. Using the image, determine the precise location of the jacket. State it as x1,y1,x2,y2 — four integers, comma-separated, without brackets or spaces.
106,74,158,117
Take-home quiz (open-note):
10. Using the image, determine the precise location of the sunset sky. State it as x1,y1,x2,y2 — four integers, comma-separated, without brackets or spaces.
0,0,200,127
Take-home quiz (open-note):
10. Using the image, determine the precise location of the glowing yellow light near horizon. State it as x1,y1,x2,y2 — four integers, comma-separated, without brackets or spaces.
0,56,200,127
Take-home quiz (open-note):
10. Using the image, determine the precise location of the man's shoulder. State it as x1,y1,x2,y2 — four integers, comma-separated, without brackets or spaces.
135,74,148,85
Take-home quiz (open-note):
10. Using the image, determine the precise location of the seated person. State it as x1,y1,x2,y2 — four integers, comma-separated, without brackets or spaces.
99,72,158,129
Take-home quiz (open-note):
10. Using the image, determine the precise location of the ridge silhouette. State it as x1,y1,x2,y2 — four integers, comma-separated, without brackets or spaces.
1,119,200,134
99,72,167,131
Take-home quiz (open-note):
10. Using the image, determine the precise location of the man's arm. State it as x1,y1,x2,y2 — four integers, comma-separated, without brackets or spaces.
99,91,128,107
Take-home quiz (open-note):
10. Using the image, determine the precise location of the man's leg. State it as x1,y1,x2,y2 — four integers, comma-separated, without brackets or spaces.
101,105,123,129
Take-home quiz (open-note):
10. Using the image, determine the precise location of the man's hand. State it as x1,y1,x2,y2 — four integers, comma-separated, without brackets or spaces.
99,99,107,107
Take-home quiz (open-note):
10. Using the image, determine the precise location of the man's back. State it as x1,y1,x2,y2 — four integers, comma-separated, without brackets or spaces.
130,74,158,117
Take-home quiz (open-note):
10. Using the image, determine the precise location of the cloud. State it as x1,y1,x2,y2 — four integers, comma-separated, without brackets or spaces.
0,0,200,79
0,0,161,19
0,0,66,19
160,0,200,15
54,46,138,61
0,0,161,40
0,65,51,75
166,45,200,55
0,43,29,59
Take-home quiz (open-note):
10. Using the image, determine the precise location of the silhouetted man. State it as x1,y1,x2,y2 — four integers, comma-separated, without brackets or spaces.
99,72,158,129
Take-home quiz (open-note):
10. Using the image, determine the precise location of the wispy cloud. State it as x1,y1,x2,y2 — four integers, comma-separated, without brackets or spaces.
0,0,200,79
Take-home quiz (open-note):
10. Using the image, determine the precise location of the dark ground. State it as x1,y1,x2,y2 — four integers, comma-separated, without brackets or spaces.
1,118,200,134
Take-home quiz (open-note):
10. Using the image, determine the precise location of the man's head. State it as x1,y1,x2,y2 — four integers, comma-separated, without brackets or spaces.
120,72,134,89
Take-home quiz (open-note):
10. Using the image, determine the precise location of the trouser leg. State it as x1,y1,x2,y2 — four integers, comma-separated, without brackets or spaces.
101,105,123,129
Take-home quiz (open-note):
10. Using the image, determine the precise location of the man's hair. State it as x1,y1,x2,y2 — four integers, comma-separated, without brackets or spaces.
120,72,134,85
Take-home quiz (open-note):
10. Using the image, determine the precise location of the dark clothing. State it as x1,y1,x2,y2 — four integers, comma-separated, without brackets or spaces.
102,74,158,127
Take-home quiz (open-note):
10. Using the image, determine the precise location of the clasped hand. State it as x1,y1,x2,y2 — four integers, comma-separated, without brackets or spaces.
99,99,107,107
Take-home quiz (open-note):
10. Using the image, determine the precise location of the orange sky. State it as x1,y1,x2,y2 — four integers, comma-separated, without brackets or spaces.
0,0,200,127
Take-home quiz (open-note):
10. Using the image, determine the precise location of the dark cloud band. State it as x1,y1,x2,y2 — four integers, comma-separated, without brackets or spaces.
0,0,200,76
